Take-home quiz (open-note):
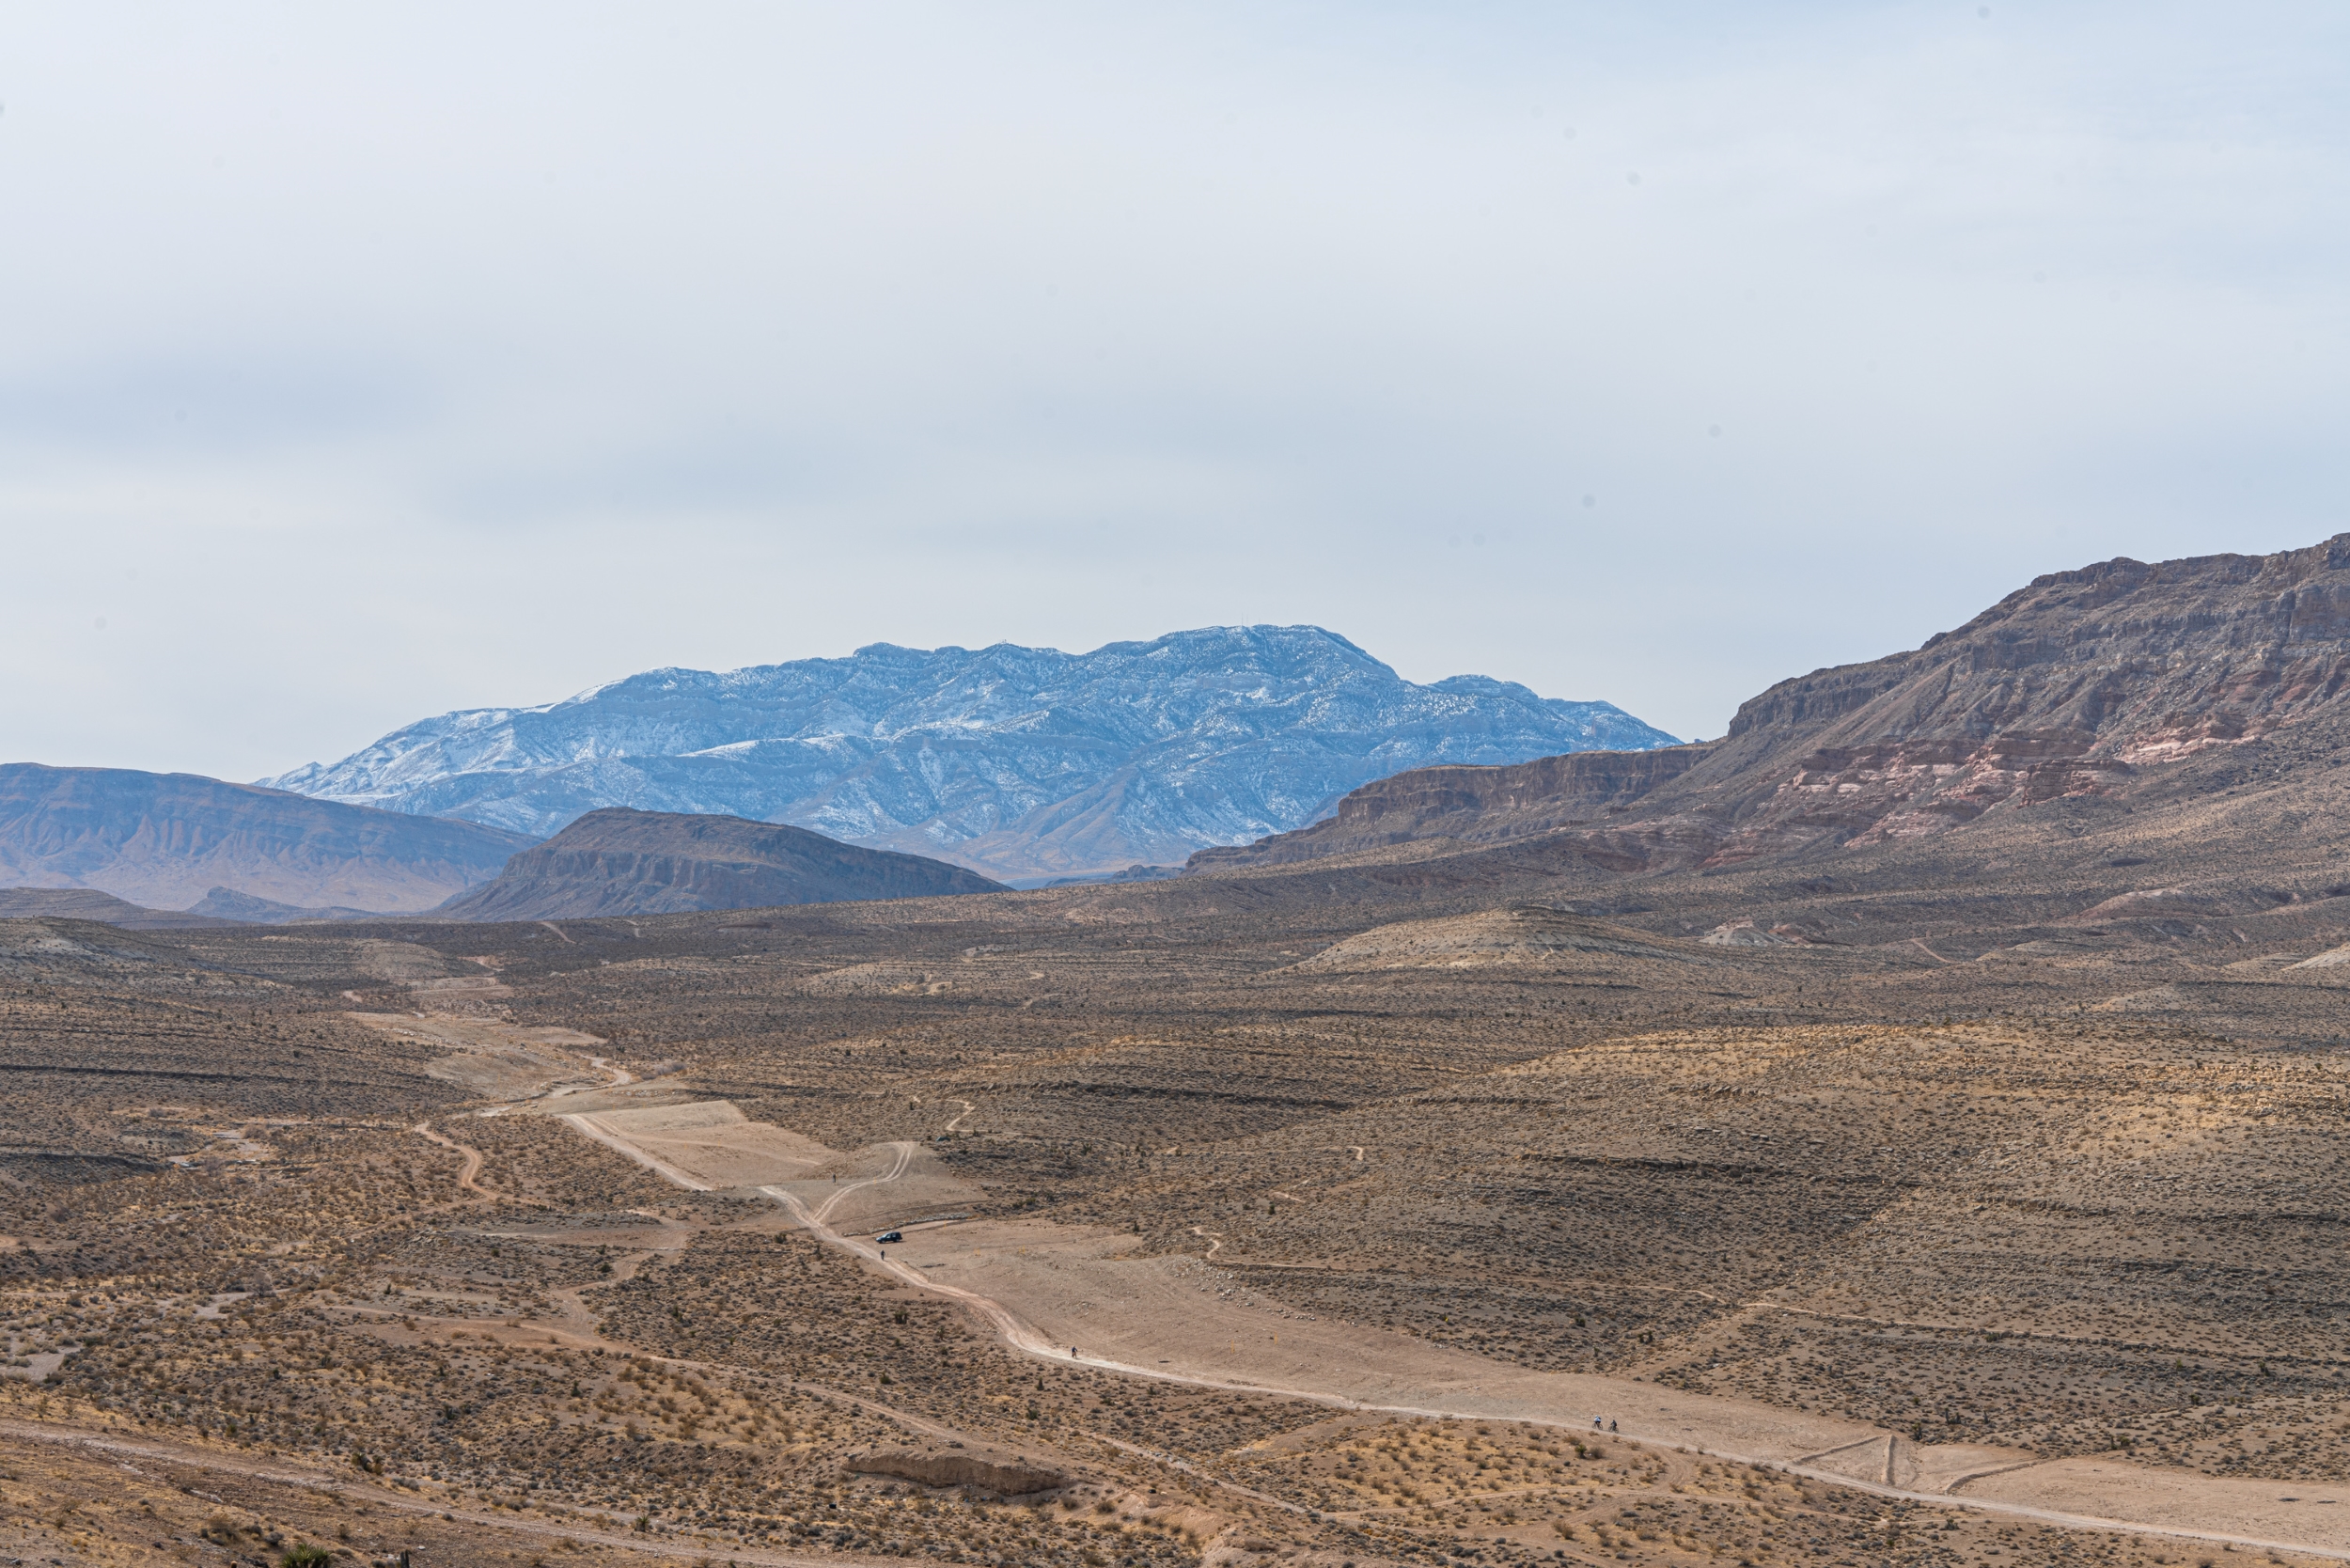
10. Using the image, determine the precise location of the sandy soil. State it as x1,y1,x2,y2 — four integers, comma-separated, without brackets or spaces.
348,1009,613,1100
561,1098,838,1189
766,1137,989,1233
571,1099,2350,1560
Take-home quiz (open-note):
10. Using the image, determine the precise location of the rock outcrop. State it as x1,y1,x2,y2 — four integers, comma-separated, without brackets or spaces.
434,807,1006,920
843,1445,1068,1495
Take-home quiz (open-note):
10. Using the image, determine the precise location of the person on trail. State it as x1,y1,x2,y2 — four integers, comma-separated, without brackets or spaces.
1592,1418,1602,1431
1608,1419,1618,1435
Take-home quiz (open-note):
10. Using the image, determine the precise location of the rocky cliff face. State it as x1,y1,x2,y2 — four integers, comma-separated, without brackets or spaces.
265,625,1676,884
0,765,537,911
1199,535,2350,875
434,807,1006,920
1676,534,2350,867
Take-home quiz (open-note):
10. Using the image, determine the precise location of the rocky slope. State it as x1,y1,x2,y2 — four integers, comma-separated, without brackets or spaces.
1190,744,1710,870
1200,535,2350,875
0,765,538,912
264,625,1676,884
433,807,1007,920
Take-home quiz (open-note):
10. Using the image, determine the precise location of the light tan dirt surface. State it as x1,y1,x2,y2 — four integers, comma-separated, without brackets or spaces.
562,1098,838,1189
764,1137,990,1233
348,1008,612,1100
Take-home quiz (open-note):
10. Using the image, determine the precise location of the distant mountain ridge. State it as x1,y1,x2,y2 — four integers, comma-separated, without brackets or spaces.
266,625,1676,883
0,764,537,912
0,886,237,930
1199,535,2350,875
435,807,1007,920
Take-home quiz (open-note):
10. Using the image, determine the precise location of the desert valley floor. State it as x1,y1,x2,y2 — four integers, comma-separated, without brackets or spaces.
8,778,2350,1568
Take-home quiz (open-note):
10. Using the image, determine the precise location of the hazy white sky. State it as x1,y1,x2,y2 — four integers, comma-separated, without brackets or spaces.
4,3,2344,779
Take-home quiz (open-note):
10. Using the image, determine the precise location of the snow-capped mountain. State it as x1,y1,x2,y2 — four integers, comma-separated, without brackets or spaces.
265,626,1677,884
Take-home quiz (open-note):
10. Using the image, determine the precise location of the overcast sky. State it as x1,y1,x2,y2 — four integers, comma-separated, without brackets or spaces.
4,3,2344,780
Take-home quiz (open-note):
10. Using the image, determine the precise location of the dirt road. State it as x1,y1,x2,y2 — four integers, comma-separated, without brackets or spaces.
563,1098,2350,1561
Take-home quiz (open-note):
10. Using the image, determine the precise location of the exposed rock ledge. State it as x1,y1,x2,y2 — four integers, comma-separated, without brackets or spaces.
844,1443,1070,1494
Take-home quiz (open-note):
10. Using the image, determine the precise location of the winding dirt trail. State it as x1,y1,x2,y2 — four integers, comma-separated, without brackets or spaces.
411,1122,491,1200
540,1237,681,1340
761,1174,1052,1362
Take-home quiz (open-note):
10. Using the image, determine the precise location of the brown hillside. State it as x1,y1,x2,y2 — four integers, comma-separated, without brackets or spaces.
1190,745,1707,870
435,806,1008,919
1205,533,2350,875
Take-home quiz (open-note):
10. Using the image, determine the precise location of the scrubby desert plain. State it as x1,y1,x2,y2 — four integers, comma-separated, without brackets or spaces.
7,745,2350,1568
